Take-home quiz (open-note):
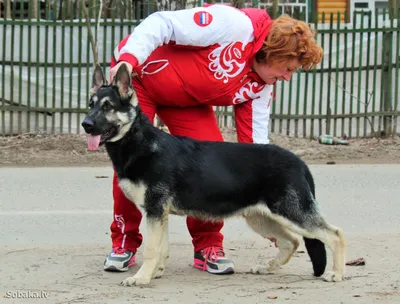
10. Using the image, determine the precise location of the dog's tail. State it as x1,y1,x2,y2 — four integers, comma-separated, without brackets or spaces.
303,237,326,276
303,167,327,277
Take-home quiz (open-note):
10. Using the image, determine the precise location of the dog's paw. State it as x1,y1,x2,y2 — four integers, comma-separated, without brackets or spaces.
266,260,282,272
251,264,271,275
251,265,267,274
251,260,281,274
121,275,151,287
323,271,344,282
152,266,165,279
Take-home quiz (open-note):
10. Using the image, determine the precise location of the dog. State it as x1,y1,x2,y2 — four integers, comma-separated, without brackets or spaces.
81,63,346,287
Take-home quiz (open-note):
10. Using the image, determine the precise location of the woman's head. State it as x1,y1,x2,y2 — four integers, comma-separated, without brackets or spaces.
253,14,323,85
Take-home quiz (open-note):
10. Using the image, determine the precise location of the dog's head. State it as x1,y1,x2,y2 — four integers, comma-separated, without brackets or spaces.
81,63,139,150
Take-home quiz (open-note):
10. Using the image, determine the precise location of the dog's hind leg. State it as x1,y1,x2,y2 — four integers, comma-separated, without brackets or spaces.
122,215,166,286
153,216,169,279
245,214,300,275
270,213,346,282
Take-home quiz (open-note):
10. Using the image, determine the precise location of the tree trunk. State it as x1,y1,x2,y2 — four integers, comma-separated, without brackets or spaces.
175,0,187,10
272,0,279,19
388,0,399,18
29,0,38,19
231,0,245,9
58,0,63,20
65,0,70,19
103,0,114,18
4,0,11,19
80,0,99,65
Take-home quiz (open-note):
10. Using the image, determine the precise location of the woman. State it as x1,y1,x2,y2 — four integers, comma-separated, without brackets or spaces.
101,3,323,274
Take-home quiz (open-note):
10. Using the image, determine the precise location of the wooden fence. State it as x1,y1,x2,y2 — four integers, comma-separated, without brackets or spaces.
0,1,399,138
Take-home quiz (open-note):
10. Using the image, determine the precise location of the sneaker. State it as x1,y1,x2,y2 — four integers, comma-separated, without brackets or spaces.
193,246,235,274
104,248,136,272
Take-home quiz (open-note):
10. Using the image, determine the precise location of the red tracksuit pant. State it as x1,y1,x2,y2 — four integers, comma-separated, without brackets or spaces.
109,77,225,253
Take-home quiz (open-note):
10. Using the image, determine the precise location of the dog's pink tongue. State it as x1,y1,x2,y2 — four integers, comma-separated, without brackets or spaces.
87,135,101,151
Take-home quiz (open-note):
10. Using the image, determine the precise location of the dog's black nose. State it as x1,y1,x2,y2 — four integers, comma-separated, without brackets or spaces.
81,118,95,133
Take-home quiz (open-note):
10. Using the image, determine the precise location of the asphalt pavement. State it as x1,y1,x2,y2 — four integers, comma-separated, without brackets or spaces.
1,165,399,246
0,164,399,303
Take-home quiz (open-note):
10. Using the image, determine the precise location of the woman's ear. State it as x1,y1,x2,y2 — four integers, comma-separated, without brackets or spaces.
255,50,266,63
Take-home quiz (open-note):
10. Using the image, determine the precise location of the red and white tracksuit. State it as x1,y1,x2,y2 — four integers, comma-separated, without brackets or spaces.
109,4,275,253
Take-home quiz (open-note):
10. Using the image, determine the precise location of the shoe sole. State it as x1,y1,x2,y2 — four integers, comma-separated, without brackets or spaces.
104,265,129,272
207,266,235,275
193,261,235,275
103,258,136,272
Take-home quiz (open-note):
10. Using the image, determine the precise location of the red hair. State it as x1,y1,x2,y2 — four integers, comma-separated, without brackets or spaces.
256,15,323,70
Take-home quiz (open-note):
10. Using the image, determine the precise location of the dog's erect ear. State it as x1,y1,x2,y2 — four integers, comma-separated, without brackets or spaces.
91,64,106,94
114,63,133,98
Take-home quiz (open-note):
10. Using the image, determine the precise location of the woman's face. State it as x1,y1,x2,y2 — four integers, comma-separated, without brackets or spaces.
252,58,302,85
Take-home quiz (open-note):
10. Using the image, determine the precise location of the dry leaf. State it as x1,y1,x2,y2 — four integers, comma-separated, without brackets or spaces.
95,175,109,178
268,296,278,299
346,257,366,266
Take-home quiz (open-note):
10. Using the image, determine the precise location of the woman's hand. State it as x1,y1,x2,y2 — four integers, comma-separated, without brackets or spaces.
110,61,133,82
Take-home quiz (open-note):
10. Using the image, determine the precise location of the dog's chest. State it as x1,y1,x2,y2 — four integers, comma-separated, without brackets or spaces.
118,178,147,212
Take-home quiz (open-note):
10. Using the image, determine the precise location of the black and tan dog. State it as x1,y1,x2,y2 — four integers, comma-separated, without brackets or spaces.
81,63,346,287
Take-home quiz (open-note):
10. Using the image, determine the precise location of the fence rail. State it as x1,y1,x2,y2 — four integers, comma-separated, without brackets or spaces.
0,1,399,138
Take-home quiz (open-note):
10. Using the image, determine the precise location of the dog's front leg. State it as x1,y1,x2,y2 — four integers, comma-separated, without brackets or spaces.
122,216,164,287
153,216,169,279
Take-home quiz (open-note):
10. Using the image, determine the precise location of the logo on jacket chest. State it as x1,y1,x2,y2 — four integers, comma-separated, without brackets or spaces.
208,42,248,84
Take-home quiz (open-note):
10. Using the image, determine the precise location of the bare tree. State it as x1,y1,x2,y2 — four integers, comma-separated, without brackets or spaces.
64,0,79,19
175,0,187,10
29,0,38,19
389,0,399,18
65,0,71,19
80,0,103,66
231,0,244,9
102,0,114,18
272,0,279,18
4,0,11,19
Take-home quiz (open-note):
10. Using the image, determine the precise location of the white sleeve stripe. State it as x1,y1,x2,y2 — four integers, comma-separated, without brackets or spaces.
119,5,254,66
251,85,273,144
113,46,120,62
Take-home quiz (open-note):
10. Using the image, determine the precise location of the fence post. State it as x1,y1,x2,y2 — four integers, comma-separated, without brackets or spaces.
382,31,393,137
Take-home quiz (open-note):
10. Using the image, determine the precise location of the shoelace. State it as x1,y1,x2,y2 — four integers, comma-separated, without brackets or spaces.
200,246,225,271
113,248,127,255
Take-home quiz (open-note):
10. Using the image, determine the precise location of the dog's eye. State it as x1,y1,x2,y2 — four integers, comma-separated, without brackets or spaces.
103,102,113,111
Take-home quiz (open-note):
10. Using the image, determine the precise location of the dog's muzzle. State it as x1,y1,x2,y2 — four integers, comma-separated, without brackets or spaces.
82,118,102,151
82,118,95,134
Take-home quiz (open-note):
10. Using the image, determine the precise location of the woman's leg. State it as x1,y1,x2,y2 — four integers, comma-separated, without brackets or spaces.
157,105,235,274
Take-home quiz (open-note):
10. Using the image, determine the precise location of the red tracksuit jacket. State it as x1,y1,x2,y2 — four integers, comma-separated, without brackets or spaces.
112,4,274,144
